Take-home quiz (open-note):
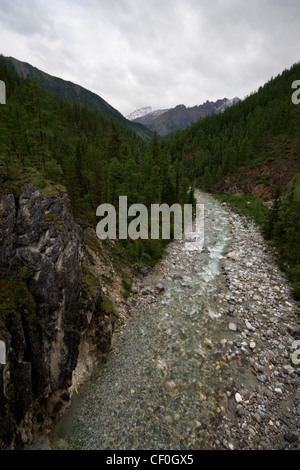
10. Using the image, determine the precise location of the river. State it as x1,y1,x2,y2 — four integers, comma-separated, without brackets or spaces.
53,192,240,450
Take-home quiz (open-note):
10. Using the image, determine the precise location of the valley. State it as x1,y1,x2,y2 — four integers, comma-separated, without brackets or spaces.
0,54,299,450
54,192,300,450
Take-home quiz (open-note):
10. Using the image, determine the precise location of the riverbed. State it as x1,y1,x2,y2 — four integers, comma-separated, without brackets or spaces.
54,192,300,450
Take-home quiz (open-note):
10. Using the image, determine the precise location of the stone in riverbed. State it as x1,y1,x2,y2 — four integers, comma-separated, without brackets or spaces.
257,375,267,383
204,338,213,349
288,328,300,339
165,415,174,425
163,381,177,393
229,322,238,332
235,392,243,403
284,430,298,443
141,288,151,296
155,283,165,293
245,320,255,331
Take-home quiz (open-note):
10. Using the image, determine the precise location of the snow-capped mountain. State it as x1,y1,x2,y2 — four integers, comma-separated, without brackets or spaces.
126,107,153,121
215,97,240,113
129,98,240,136
126,107,169,124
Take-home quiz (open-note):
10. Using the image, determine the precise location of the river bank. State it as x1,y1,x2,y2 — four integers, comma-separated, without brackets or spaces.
54,194,300,450
210,205,300,449
126,201,300,450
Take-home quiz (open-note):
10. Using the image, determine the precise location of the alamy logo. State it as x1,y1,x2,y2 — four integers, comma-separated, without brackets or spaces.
0,80,6,104
96,196,205,251
291,80,300,105
291,340,300,365
0,340,6,364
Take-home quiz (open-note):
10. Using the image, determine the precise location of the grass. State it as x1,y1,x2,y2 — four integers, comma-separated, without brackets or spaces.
215,193,269,229
45,210,63,231
254,174,270,186
81,262,98,300
100,294,119,318
122,277,132,299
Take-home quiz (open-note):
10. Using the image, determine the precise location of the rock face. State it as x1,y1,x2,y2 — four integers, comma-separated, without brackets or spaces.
0,187,113,449
132,98,240,136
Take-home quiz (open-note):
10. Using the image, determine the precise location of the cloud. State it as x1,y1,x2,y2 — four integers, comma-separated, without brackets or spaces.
0,0,55,37
0,0,299,115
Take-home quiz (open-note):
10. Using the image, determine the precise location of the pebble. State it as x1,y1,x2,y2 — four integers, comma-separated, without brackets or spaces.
245,320,255,331
235,393,243,403
163,381,177,393
165,415,174,425
204,338,213,348
284,430,298,443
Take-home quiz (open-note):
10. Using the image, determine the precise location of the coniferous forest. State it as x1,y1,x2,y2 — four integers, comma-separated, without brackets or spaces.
2,0,300,452
0,56,191,266
0,56,299,296
165,63,300,298
0,52,300,452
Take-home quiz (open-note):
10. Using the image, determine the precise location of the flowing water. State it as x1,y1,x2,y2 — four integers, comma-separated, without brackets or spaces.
55,192,233,450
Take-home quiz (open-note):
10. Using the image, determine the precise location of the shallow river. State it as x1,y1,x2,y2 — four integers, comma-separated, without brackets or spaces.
55,192,234,450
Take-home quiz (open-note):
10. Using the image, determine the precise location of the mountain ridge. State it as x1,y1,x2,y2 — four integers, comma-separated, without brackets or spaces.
129,98,240,136
4,56,239,139
4,56,152,141
126,107,169,125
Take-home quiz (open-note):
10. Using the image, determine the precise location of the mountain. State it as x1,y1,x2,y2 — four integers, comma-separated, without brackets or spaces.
5,55,238,140
126,107,169,126
4,56,152,141
130,98,239,136
126,107,153,120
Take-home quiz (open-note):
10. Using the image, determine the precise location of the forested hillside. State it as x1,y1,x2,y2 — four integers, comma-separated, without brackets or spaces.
1,56,299,296
0,56,190,265
5,56,152,142
165,62,300,298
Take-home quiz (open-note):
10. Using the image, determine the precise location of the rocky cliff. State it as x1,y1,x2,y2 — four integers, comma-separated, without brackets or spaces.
0,186,114,449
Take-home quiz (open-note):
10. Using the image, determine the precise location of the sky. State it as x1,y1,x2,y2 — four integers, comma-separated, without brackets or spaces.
0,0,299,116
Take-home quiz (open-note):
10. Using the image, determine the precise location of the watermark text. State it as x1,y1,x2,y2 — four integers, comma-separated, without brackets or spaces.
291,80,300,105
0,340,6,364
0,80,6,104
96,196,204,250
291,340,300,365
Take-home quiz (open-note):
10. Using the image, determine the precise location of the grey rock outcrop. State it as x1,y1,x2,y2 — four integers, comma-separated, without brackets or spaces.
0,187,113,449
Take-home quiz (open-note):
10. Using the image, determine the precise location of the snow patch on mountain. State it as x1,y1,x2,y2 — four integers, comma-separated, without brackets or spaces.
126,107,153,121
215,97,240,112
126,107,169,122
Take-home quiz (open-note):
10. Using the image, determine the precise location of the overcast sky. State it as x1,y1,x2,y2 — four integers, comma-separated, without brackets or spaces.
0,0,299,116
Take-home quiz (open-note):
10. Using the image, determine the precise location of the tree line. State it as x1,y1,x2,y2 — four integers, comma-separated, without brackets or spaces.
164,62,300,298
0,56,192,265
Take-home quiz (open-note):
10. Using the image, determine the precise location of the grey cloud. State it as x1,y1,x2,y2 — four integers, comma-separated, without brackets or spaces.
0,0,299,115
0,0,55,38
